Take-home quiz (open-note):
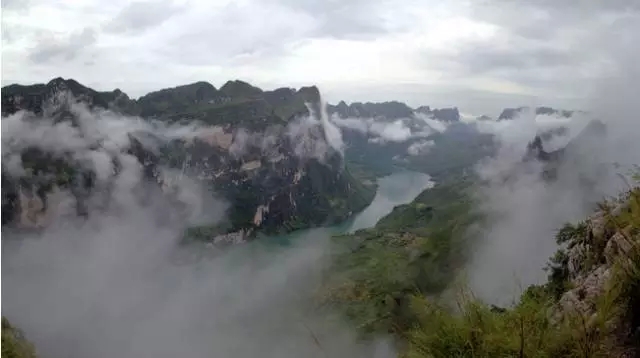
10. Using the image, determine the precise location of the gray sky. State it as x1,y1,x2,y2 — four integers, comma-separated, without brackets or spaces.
2,0,639,116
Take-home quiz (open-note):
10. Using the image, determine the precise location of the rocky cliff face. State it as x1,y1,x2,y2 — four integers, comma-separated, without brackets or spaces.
503,118,608,184
1,78,374,241
547,188,640,356
163,121,374,243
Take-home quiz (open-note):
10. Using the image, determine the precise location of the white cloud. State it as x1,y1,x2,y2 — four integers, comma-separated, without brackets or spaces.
331,114,441,144
467,47,640,305
369,120,412,142
413,112,448,132
407,139,434,156
330,116,369,133
474,109,590,152
2,0,639,114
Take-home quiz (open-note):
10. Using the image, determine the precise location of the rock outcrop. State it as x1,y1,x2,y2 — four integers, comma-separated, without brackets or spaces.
551,191,640,356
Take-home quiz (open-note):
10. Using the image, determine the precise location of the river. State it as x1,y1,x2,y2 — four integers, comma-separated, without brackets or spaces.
254,170,434,248
344,170,435,233
1,170,434,358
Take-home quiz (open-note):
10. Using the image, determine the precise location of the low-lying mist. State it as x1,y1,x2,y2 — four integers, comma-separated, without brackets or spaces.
3,206,392,358
1,97,392,358
466,51,640,306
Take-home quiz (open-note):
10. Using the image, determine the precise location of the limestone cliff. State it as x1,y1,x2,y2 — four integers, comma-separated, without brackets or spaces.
1,79,375,241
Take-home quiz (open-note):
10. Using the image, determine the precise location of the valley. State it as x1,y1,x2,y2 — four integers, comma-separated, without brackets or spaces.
3,1,640,356
2,77,640,358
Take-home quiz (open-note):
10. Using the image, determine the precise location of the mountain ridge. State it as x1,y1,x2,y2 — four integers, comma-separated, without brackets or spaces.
3,77,578,125
0,78,375,243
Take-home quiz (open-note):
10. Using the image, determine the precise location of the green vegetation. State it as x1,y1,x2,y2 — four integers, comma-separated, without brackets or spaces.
184,160,376,242
405,125,495,182
321,171,640,357
138,81,320,130
2,318,37,358
319,174,483,336
137,81,223,117
402,186,640,357
345,159,394,183
3,78,372,239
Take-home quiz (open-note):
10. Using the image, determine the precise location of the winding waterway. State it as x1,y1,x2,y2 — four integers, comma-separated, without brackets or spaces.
256,170,434,247
1,170,434,358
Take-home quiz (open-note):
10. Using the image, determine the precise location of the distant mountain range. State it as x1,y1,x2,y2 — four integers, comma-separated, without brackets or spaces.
497,106,577,121
2,77,576,123
0,77,580,241
1,78,371,242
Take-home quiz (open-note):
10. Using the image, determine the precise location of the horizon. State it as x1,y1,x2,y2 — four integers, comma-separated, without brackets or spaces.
3,1,637,116
0,76,582,119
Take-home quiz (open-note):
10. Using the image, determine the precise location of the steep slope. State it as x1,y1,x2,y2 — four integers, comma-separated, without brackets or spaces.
402,186,640,357
1,79,374,241
320,117,639,356
136,81,225,117
519,119,607,182
1,77,138,116
2,318,38,358
319,174,482,335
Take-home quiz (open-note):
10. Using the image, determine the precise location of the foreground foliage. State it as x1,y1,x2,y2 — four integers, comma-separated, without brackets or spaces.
403,186,640,357
1,318,37,358
322,169,640,357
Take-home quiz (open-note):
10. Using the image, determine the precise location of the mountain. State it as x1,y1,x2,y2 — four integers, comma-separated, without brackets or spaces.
520,119,607,182
320,115,640,356
327,100,460,123
324,99,487,179
405,122,496,180
219,79,263,98
321,175,480,334
136,81,225,117
1,77,138,116
498,106,574,121
327,100,414,120
415,105,461,122
5,79,638,358
1,78,374,243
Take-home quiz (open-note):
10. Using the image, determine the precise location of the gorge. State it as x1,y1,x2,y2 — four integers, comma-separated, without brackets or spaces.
2,77,640,358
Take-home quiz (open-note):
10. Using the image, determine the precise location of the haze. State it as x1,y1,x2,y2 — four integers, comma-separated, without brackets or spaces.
3,0,639,115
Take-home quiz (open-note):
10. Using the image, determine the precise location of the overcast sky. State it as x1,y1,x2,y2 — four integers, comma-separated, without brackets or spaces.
2,0,639,116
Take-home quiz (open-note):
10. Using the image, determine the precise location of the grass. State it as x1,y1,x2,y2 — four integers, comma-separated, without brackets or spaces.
318,175,483,336
321,169,640,357
401,186,640,358
2,318,37,358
